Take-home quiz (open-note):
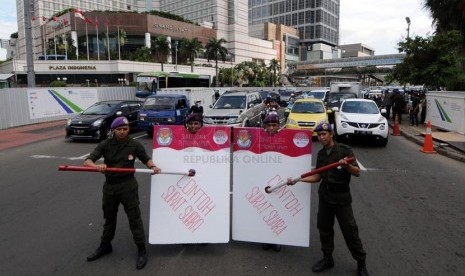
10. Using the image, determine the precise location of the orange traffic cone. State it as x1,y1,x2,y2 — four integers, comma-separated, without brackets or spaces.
420,120,436,153
392,114,401,136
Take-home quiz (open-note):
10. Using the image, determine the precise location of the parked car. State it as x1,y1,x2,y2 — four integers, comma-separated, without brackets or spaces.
285,98,330,136
332,99,388,146
65,100,142,141
203,91,264,127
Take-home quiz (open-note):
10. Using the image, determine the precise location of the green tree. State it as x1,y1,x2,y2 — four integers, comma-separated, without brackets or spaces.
151,35,170,71
178,38,204,72
205,38,228,87
386,31,465,90
423,0,465,41
129,47,152,62
268,58,280,87
234,61,270,87
218,67,236,87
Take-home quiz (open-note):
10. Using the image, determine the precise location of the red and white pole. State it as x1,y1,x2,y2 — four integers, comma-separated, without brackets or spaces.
264,157,355,193
58,165,196,176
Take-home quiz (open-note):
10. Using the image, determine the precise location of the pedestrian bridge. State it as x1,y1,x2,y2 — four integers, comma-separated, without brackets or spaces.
292,54,406,70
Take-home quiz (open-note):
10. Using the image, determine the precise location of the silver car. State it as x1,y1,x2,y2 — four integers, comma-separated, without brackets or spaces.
203,91,265,127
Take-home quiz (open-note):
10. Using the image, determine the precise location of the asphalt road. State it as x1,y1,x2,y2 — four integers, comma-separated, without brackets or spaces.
1,131,464,276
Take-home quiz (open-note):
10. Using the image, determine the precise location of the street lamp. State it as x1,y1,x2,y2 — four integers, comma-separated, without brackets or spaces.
405,17,411,39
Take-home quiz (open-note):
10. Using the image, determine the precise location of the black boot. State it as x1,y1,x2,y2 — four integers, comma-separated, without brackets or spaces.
312,255,334,273
136,244,147,270
87,243,112,262
357,260,370,276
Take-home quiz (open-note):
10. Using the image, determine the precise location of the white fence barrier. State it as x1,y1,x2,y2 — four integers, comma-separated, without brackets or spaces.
0,87,137,130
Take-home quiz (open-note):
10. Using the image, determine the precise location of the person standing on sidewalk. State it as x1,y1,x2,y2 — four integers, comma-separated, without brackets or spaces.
287,122,369,276
392,89,406,124
84,116,161,270
382,89,393,120
409,93,420,126
419,93,427,124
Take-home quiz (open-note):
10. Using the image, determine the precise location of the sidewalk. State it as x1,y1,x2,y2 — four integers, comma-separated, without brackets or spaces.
390,114,465,163
0,120,66,151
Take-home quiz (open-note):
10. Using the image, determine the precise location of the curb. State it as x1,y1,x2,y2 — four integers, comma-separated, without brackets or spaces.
398,128,465,163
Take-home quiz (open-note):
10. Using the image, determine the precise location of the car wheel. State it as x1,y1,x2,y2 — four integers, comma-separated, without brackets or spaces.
102,126,113,140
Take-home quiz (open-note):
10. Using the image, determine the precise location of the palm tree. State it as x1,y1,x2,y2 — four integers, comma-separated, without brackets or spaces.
151,35,171,71
205,38,228,87
268,58,280,87
179,38,204,72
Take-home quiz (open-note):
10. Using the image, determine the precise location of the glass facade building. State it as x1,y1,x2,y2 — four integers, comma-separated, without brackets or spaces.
248,0,340,47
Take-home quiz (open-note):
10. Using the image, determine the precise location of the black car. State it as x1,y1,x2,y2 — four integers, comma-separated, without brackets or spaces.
66,100,142,140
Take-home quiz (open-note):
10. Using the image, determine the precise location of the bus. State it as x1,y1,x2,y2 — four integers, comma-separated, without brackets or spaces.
37,54,68,60
136,71,211,98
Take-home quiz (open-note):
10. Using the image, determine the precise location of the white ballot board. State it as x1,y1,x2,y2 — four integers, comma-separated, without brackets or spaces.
232,128,312,247
149,125,231,244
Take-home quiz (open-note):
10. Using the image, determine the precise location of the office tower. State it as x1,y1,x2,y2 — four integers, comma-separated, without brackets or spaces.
155,0,276,64
249,0,340,60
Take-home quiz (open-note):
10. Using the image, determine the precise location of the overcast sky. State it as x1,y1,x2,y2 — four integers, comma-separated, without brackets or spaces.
1,0,435,55
340,0,435,55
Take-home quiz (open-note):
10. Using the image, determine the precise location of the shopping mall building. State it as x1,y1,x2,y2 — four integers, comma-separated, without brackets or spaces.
1,9,282,87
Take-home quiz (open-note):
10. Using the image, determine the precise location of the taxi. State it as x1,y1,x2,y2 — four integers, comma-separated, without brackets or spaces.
285,98,330,136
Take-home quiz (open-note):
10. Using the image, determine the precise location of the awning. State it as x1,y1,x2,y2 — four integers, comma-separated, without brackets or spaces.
0,73,14,81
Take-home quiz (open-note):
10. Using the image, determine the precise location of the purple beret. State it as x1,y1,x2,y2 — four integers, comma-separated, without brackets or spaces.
263,114,279,124
111,116,129,129
314,121,332,132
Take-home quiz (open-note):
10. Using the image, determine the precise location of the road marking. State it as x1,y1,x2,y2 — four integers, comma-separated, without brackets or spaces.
31,154,86,160
133,133,148,139
30,134,149,161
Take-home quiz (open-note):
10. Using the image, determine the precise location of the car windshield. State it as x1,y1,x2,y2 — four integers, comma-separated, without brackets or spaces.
142,97,176,110
279,91,294,96
291,101,325,113
213,95,246,109
259,91,268,99
341,101,379,114
82,102,117,115
327,93,356,107
306,91,326,100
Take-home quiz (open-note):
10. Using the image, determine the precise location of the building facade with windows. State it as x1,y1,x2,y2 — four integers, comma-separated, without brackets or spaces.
153,0,277,65
249,0,340,62
14,0,276,66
